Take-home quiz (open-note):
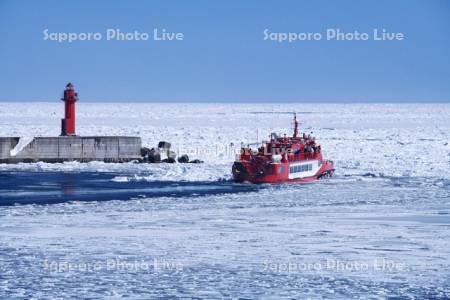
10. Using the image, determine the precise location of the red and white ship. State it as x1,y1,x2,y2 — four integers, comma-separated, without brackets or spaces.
232,114,334,183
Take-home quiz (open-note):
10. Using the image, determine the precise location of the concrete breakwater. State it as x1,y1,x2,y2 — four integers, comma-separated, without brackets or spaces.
0,136,141,163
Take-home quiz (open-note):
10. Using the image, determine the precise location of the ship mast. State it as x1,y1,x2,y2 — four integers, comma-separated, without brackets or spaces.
293,112,298,138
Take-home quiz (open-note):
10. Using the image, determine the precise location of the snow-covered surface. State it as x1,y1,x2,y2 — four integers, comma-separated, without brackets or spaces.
0,102,450,298
1,102,449,180
9,136,33,156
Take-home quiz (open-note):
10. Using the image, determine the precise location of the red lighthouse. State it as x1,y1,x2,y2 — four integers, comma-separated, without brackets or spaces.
61,82,78,136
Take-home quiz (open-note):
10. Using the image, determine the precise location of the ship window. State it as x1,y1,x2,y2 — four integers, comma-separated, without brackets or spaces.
290,165,318,173
279,166,285,174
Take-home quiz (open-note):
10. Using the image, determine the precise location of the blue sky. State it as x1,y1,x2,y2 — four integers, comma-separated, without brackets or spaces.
0,0,449,102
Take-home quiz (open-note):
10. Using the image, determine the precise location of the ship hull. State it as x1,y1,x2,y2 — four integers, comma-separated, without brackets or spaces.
232,160,334,184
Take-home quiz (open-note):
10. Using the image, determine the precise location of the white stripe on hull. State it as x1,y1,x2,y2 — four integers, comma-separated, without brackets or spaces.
288,160,321,179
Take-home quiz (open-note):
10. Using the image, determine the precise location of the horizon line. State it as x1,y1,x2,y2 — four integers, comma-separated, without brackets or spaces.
1,100,450,104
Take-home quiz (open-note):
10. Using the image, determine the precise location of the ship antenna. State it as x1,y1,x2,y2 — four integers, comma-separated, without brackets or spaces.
293,112,298,138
